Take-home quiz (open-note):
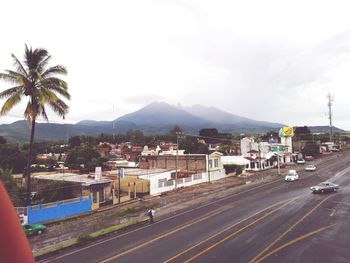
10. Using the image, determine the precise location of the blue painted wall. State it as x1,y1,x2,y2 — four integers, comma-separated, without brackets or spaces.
27,196,92,224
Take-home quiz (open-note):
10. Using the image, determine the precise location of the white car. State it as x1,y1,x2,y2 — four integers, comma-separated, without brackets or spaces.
297,159,305,164
305,164,316,172
285,170,299,181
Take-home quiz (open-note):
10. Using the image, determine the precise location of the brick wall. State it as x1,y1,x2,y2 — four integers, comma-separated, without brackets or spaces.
139,155,207,172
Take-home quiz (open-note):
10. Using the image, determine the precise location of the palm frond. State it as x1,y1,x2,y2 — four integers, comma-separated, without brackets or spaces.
0,86,23,99
0,73,19,85
25,45,49,72
11,54,29,77
41,65,67,79
0,71,26,85
37,55,51,73
38,105,49,121
39,77,67,89
0,91,22,116
24,101,37,125
37,88,56,104
38,78,70,100
48,98,69,118
46,85,71,100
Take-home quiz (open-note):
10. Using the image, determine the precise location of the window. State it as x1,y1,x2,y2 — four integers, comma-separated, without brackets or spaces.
214,159,219,168
93,191,98,203
209,160,213,169
99,189,105,203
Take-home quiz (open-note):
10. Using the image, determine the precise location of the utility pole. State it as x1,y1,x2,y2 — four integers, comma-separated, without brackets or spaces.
327,93,334,143
207,154,211,183
175,132,184,189
257,136,263,181
113,103,116,142
257,137,261,171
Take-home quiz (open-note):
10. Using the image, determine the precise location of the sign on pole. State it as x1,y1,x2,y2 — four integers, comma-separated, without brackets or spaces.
95,167,102,181
119,168,125,179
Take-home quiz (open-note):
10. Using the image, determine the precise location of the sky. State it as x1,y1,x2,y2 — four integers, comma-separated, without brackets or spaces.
1,0,350,130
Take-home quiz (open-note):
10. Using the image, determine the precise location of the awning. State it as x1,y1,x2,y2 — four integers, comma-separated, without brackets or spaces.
221,156,250,166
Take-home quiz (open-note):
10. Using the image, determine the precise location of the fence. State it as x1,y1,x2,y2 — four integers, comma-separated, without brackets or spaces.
27,195,92,224
150,169,226,196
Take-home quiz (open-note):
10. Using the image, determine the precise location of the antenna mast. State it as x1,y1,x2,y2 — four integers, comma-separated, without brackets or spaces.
327,93,334,143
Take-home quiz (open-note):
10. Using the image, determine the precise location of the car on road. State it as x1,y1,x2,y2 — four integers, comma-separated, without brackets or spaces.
22,223,46,236
285,170,299,182
305,164,316,172
310,182,339,194
297,159,305,164
305,155,314,161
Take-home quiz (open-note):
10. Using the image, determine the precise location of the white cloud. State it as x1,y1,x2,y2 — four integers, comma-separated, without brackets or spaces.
0,0,350,130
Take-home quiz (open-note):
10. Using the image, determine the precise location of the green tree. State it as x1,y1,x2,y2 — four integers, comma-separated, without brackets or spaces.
169,125,184,135
302,142,321,157
0,168,22,206
180,137,209,154
126,130,145,144
97,133,115,143
0,45,70,205
0,144,26,173
294,126,312,141
261,131,279,142
66,145,104,172
32,181,78,204
68,136,82,148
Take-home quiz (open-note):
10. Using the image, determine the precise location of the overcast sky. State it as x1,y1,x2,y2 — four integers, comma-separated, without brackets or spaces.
1,0,350,130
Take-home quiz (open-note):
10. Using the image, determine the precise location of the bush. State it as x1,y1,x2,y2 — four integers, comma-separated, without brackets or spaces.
236,166,243,175
224,164,236,174
224,164,243,175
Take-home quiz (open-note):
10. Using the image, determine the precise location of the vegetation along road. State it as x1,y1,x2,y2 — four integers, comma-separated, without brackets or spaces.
38,152,350,263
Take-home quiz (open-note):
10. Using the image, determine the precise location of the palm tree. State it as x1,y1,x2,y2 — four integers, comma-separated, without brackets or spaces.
0,45,71,205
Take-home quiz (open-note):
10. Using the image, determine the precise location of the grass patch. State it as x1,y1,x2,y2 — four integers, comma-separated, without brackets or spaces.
34,238,78,257
35,217,149,258
77,217,148,242
111,205,155,218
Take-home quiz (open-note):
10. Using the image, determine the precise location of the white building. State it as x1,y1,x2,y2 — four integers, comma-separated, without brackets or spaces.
240,135,296,171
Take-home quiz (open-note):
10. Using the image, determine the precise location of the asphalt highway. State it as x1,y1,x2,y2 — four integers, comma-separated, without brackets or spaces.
39,152,350,263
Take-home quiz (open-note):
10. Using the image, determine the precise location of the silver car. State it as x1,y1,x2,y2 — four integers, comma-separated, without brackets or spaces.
310,182,339,194
305,164,316,172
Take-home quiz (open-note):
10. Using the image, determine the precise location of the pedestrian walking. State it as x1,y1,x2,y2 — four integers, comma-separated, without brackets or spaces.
148,209,155,224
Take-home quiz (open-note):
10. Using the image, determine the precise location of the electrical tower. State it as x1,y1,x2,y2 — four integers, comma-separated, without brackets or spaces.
327,93,334,143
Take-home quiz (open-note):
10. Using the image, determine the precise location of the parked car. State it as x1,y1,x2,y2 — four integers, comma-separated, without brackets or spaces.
297,159,305,164
305,164,316,172
22,223,46,236
277,162,286,169
285,170,299,182
310,182,339,194
330,148,340,152
305,155,314,161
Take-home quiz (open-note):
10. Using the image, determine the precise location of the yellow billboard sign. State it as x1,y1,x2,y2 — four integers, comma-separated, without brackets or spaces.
279,126,294,137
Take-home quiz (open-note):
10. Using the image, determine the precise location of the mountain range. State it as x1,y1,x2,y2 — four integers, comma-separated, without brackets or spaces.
0,102,343,142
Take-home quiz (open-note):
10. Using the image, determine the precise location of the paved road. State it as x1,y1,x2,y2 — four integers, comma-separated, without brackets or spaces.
39,153,350,263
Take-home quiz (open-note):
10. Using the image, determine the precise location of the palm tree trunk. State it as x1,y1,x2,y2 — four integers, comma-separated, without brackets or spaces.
26,119,36,206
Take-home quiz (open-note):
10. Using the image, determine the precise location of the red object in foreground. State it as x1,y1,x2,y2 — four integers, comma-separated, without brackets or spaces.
0,182,34,263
